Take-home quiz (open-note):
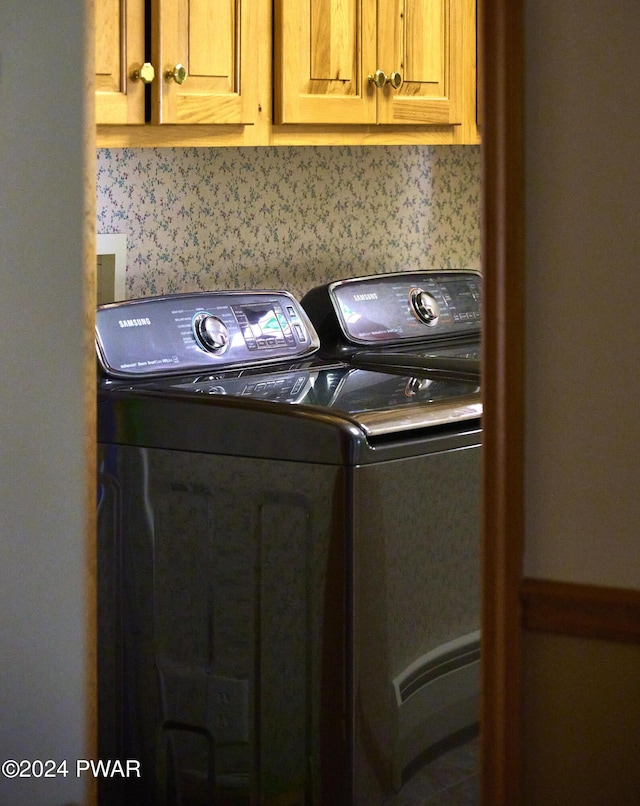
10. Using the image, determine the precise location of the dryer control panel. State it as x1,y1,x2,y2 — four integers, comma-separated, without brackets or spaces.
301,270,481,354
96,291,320,379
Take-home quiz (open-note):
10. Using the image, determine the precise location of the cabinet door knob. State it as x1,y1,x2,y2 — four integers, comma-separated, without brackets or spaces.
368,70,403,89
368,69,388,88
132,63,155,84
166,63,188,85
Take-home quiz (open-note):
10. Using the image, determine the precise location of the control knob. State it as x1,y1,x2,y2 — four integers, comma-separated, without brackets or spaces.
192,313,230,354
409,288,440,326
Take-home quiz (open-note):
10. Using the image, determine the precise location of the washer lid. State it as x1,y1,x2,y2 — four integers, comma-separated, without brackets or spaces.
299,355,481,436
104,355,481,439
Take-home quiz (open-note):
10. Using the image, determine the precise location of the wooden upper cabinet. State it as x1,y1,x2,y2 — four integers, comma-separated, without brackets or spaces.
377,0,462,125
274,0,377,124
151,0,257,125
96,0,475,144
95,0,257,127
95,0,145,124
274,0,463,127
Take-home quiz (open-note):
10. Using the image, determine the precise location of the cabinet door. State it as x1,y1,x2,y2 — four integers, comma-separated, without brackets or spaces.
152,0,257,125
95,0,145,124
274,0,377,125
376,0,463,125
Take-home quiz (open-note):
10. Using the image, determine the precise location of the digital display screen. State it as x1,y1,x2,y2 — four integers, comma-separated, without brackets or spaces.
245,306,283,338
444,279,481,314
233,302,295,350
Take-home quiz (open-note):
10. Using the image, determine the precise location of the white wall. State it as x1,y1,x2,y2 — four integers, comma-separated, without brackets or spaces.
524,0,640,588
0,3,89,804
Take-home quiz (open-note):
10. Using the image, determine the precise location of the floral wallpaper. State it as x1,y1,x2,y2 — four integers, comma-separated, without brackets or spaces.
96,146,481,301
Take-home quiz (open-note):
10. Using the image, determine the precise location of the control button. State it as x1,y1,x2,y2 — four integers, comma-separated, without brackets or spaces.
192,313,230,354
409,288,440,326
293,323,307,342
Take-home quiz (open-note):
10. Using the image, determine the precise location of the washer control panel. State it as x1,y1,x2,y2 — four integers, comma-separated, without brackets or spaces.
96,290,320,378
321,270,481,346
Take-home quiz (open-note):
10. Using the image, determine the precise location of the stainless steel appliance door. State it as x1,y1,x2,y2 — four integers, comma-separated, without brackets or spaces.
351,440,481,799
98,444,349,804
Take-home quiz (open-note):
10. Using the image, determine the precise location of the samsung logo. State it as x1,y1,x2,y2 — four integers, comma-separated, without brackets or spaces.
118,317,151,328
353,292,378,302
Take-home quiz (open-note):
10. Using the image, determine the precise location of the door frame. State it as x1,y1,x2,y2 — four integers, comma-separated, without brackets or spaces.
85,0,525,801
479,0,525,803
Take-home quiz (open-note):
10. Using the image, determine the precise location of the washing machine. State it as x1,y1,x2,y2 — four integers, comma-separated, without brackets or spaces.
96,276,481,805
